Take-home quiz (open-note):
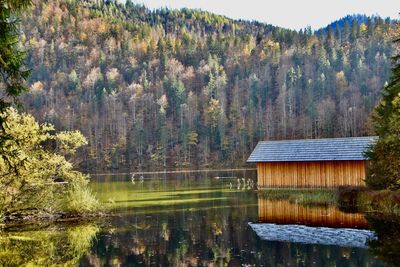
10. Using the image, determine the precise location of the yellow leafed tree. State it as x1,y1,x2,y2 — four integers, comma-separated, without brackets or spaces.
0,108,98,219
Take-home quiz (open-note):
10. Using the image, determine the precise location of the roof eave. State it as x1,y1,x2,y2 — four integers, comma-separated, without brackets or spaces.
247,158,368,163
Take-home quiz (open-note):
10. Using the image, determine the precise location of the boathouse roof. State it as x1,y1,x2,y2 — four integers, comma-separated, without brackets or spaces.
247,136,378,163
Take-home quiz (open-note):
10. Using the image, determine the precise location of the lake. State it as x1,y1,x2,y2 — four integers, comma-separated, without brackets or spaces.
1,170,398,266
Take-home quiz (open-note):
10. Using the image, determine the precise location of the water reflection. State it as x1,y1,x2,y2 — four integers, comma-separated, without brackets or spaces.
253,198,375,251
1,171,399,266
258,198,368,228
86,172,384,266
0,223,99,266
88,202,257,265
366,215,400,266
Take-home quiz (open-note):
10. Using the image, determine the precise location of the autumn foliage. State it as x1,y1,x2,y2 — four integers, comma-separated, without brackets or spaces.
21,0,396,170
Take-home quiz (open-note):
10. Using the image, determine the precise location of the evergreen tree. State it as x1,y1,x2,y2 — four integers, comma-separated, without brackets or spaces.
0,0,31,111
0,0,32,174
366,33,400,190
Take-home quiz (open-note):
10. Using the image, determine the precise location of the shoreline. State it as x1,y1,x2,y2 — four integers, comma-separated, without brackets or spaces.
1,210,108,229
338,186,400,215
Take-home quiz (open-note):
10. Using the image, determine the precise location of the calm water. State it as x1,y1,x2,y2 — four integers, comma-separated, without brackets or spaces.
1,170,399,266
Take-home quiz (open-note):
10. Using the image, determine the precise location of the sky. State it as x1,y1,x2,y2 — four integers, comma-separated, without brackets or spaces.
131,0,400,30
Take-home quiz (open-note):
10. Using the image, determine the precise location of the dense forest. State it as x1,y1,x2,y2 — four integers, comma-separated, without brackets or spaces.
21,0,396,171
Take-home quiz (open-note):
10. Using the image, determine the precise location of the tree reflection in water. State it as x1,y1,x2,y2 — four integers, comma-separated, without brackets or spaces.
2,172,400,266
87,202,386,266
84,173,394,266
0,223,99,266
366,214,400,266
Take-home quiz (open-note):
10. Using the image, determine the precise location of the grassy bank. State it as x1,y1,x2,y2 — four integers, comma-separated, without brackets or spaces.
1,185,105,226
338,186,400,215
1,180,104,226
2,209,107,228
258,189,337,206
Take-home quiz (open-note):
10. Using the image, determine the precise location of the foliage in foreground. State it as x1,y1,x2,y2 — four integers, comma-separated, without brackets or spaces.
365,26,400,190
0,107,99,220
258,189,337,206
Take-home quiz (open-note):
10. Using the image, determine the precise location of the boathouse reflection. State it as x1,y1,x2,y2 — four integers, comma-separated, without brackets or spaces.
257,197,368,228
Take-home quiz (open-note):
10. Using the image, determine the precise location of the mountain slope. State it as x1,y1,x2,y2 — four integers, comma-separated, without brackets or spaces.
21,0,396,170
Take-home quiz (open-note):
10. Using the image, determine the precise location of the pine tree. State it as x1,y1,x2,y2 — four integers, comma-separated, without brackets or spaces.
365,31,400,190
0,0,32,172
0,0,31,111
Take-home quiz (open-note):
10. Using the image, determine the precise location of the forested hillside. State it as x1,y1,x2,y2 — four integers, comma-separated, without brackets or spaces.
21,0,396,171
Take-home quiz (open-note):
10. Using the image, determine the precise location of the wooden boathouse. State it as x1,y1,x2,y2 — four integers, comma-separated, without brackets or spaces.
247,136,378,188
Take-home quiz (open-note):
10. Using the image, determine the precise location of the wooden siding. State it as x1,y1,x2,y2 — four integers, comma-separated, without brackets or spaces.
258,198,368,228
257,160,366,188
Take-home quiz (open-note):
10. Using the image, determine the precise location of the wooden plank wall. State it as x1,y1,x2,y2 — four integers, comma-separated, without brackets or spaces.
258,198,368,228
257,161,366,188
